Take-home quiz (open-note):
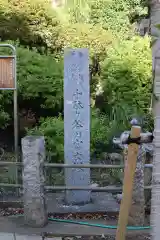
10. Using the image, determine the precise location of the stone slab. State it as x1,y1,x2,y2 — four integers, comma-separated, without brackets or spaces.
0,216,150,237
0,233,14,240
46,192,120,213
15,235,41,240
0,192,120,213
0,233,63,239
64,48,91,204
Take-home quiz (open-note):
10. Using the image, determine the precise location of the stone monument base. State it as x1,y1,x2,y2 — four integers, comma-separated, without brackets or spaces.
46,192,120,213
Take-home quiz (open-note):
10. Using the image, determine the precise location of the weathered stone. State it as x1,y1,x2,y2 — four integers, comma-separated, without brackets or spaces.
144,166,152,209
137,18,150,36
114,134,153,210
64,48,91,205
123,145,145,226
109,153,123,164
150,1,160,234
22,136,48,227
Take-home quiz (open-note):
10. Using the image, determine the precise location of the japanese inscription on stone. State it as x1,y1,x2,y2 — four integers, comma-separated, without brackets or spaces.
64,48,91,204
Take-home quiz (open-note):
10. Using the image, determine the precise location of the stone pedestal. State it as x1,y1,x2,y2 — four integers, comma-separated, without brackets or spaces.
22,136,48,227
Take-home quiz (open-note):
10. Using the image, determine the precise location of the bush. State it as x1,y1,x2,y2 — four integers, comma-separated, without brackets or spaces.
17,46,63,113
0,44,63,129
100,36,152,129
28,115,64,161
27,109,114,162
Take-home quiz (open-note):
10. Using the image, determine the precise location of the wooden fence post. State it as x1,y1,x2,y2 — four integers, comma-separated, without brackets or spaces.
115,125,141,240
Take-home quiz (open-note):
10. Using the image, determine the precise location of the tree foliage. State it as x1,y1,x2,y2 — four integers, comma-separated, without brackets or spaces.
17,47,63,112
0,43,64,128
101,36,152,123
0,0,61,53
28,109,112,162
0,0,152,158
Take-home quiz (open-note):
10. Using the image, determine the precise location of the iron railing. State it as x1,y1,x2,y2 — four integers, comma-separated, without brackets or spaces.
0,161,153,192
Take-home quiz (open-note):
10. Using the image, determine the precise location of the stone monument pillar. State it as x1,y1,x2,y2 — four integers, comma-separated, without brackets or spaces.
22,136,48,227
64,48,91,205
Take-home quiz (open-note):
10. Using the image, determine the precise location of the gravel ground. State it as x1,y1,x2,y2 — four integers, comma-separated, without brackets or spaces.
0,208,118,220
45,235,151,240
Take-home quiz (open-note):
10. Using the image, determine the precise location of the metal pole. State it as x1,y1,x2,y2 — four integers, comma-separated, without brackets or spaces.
0,44,18,194
0,162,154,168
0,183,152,191
44,163,154,168
14,89,18,157
13,48,19,196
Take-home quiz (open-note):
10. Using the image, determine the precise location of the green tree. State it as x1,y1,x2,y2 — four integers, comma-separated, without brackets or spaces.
28,109,113,162
100,36,152,129
0,0,61,54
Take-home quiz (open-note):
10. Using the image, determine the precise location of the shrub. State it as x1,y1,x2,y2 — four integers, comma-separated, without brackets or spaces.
27,109,113,162
102,37,152,117
28,115,64,161
100,36,152,129
0,44,63,129
17,46,63,113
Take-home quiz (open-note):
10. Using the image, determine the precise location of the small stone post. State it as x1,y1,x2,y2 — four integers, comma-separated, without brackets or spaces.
22,136,48,227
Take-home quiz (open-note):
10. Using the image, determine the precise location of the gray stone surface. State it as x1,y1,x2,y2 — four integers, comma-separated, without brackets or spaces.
0,216,150,237
15,234,41,239
64,48,90,204
0,191,120,213
46,192,120,213
0,233,14,240
122,145,145,225
130,146,145,225
115,131,146,225
22,136,48,227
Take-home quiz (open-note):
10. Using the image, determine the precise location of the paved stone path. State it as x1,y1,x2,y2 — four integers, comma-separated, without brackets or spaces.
0,232,61,239
0,216,150,239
